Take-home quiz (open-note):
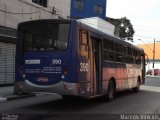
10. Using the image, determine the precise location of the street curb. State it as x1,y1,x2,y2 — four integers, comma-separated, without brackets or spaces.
0,94,36,103
0,98,7,102
146,75,160,78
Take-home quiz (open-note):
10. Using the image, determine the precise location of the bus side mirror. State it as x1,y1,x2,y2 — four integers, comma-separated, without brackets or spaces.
144,53,149,65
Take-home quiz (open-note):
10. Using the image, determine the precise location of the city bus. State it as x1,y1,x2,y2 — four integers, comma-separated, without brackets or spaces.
14,18,146,101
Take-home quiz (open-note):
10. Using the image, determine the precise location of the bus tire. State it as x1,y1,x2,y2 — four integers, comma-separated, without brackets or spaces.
106,80,115,101
133,78,140,93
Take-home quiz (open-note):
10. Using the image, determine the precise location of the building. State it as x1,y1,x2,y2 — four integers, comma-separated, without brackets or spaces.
48,0,71,19
50,0,107,19
0,0,108,86
49,0,115,37
137,43,160,71
0,0,59,29
70,0,106,19
0,0,57,85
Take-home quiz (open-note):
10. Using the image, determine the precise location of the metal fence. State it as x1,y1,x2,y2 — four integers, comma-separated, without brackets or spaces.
0,42,15,97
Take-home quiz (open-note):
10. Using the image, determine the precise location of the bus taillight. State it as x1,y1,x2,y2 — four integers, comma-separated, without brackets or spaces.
63,67,68,75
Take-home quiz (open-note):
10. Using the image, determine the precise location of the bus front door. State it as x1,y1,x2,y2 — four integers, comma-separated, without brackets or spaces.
91,38,102,95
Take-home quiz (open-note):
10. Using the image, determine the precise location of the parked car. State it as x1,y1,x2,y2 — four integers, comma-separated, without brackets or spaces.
146,69,160,75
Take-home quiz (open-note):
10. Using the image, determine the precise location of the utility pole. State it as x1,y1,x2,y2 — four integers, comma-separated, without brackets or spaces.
152,39,155,76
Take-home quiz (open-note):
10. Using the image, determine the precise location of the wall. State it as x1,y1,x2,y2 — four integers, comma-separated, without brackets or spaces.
0,0,57,29
71,0,106,19
49,0,71,19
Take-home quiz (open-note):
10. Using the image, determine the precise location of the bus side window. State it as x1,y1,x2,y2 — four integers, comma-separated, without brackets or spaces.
115,43,123,63
80,30,88,59
136,52,141,65
133,50,141,65
103,39,114,61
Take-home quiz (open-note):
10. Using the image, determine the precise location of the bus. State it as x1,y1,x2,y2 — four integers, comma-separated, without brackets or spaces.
14,18,146,101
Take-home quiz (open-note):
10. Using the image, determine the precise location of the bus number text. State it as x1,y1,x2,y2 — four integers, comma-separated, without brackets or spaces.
52,59,61,64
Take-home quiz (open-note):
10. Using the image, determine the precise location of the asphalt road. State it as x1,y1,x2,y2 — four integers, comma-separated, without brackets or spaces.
1,76,160,120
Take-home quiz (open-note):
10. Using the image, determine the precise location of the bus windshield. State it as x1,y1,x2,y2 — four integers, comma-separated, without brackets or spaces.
20,22,70,51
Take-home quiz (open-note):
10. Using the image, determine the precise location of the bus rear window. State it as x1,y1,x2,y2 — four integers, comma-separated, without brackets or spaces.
20,22,70,51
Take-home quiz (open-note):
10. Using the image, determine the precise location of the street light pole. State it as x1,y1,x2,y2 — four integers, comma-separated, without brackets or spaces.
152,39,155,76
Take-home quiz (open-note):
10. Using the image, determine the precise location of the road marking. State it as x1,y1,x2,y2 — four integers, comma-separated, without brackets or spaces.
140,85,160,93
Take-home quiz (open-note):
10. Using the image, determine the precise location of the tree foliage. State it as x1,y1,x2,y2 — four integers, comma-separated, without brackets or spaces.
106,17,135,42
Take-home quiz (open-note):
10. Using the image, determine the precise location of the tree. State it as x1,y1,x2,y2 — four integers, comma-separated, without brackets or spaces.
106,17,135,42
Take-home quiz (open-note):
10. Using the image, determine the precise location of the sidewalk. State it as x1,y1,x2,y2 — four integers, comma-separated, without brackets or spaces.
140,85,160,93
0,86,13,102
0,86,13,98
0,86,36,102
146,75,160,78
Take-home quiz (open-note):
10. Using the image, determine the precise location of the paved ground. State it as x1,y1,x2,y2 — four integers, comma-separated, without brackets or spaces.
141,85,160,92
0,75,159,102
0,86,14,102
0,86,13,98
0,76,160,120
1,87,160,120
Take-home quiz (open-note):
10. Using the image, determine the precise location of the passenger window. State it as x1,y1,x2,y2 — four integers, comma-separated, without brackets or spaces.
103,50,114,61
135,52,141,65
115,53,123,62
128,47,132,55
124,46,128,54
80,30,88,59
115,43,123,53
81,31,87,44
103,39,113,50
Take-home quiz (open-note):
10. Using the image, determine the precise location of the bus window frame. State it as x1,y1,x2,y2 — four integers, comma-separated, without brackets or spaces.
79,29,89,59
114,42,124,63
103,39,115,62
19,22,71,52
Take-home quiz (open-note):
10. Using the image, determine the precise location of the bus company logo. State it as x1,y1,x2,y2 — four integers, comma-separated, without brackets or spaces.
37,77,48,82
80,62,89,72
25,60,40,64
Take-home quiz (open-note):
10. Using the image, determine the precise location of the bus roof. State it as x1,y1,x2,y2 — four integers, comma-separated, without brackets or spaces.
76,17,144,53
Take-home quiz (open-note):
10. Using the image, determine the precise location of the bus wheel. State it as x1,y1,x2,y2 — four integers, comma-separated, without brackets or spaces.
106,80,115,101
133,79,140,93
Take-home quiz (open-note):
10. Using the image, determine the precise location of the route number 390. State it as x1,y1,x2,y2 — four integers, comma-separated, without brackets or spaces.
52,59,61,64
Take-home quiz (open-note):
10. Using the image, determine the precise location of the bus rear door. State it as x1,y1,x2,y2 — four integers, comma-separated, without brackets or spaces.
90,37,102,95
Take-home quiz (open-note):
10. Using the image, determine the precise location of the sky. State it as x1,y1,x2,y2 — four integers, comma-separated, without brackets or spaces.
106,0,160,45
